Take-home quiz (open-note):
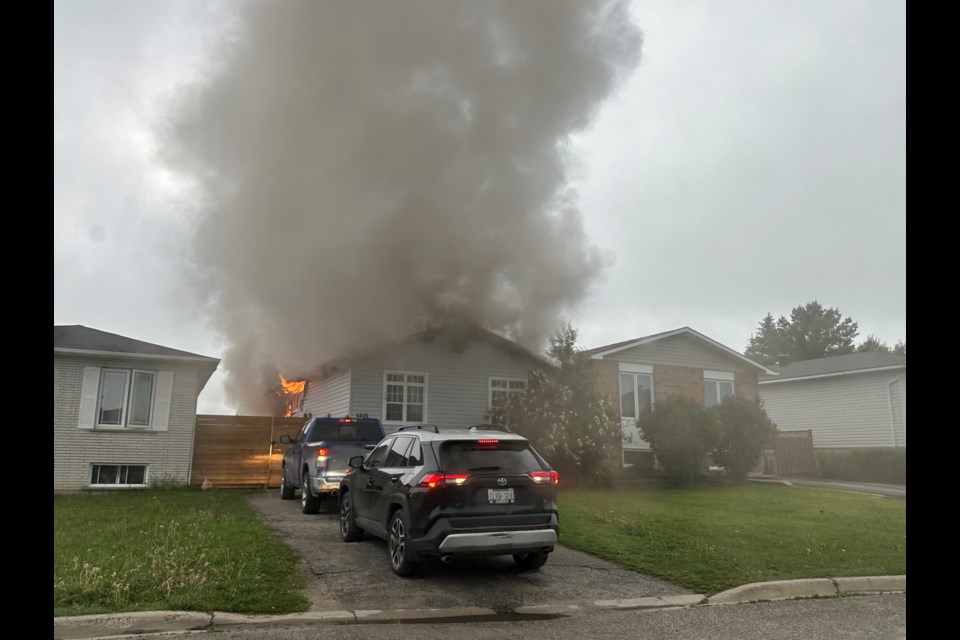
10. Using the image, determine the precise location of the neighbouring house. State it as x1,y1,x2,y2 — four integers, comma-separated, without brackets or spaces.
54,325,220,491
291,324,551,433
585,327,775,467
758,352,906,451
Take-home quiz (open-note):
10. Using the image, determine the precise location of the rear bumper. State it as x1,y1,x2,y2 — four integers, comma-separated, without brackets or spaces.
409,512,559,557
437,529,557,553
309,476,345,494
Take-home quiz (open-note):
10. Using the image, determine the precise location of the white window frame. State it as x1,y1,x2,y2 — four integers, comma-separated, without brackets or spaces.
127,369,157,427
382,370,429,425
618,369,655,419
89,464,149,488
96,369,131,428
704,376,736,407
488,376,527,409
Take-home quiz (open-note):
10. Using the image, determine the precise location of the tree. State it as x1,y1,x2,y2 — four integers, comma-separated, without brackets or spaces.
745,301,859,365
638,396,718,486
489,323,621,488
857,335,891,353
712,396,778,481
893,340,906,356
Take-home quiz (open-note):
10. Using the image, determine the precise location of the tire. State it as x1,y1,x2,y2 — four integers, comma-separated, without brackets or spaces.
387,509,419,577
513,551,549,571
339,491,364,542
300,471,321,514
279,469,295,500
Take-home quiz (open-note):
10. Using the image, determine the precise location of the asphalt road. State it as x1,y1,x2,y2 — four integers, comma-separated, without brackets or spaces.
248,491,688,611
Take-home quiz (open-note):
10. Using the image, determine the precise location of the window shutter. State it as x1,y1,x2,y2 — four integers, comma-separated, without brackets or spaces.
77,366,100,429
152,371,174,431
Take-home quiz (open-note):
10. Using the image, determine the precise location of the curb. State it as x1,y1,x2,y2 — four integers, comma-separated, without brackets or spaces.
53,576,906,639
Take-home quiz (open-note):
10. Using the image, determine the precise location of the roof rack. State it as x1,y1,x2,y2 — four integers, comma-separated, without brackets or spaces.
468,423,513,434
397,424,440,434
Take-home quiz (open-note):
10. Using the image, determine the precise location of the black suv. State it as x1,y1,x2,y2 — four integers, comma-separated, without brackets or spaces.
337,425,559,576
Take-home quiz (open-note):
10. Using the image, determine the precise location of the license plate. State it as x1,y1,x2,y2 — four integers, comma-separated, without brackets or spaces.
487,488,514,504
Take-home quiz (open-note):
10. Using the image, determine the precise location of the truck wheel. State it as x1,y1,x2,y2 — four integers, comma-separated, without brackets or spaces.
300,471,321,514
279,470,295,500
339,492,364,542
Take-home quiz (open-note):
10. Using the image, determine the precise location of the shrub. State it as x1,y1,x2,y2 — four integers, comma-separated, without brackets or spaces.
639,396,718,486
816,448,906,484
712,396,778,481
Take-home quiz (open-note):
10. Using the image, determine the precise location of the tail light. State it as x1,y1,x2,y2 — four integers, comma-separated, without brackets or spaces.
316,448,329,461
418,474,469,489
529,471,559,485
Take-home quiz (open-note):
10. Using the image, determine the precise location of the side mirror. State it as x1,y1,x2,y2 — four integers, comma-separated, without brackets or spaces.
278,435,293,445
348,455,365,470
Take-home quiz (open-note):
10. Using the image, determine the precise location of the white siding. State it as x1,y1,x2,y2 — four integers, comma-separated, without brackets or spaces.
891,374,906,447
54,354,206,491
759,370,907,449
349,339,542,433
302,370,352,418
610,334,754,372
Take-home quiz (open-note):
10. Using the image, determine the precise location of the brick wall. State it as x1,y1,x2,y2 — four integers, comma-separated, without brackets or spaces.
735,372,759,400
653,364,704,404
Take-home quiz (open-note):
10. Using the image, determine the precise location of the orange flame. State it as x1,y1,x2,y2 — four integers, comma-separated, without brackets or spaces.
278,374,306,416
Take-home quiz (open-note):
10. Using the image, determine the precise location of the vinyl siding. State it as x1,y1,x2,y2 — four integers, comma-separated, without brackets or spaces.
302,370,351,418
608,334,755,372
758,369,907,449
54,354,204,491
891,374,906,447
349,339,543,433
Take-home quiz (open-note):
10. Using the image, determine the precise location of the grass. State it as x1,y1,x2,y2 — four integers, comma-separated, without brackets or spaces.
558,484,906,595
54,489,308,617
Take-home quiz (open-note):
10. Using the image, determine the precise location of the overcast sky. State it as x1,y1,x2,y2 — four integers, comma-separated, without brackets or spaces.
54,0,906,414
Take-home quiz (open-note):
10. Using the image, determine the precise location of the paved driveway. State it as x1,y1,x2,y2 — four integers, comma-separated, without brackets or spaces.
247,492,688,611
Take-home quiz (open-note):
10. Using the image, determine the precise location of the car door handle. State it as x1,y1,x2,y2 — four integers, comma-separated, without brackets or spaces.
389,477,400,484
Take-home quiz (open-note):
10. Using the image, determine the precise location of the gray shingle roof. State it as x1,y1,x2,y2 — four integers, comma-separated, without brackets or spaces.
54,325,219,363
760,351,905,382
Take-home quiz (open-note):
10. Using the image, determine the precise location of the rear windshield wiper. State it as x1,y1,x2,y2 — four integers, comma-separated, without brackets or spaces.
467,465,502,471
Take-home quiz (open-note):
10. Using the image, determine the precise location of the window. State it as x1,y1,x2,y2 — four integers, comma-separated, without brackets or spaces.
96,369,156,428
365,439,393,469
704,379,734,407
407,440,423,467
383,371,427,423
384,436,414,467
619,372,653,418
489,377,527,408
90,464,148,487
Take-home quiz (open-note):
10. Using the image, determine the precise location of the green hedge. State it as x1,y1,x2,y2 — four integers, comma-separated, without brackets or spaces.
816,448,906,484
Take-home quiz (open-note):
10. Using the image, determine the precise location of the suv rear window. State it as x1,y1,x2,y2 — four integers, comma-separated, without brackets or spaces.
439,440,542,473
308,421,382,442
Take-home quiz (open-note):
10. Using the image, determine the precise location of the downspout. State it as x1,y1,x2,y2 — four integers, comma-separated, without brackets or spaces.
886,374,904,447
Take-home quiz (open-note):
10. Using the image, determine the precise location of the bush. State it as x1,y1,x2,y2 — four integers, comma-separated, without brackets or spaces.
712,396,778,481
639,396,718,486
816,448,906,484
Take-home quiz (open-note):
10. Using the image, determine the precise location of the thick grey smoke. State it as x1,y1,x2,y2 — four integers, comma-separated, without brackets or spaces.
165,0,642,411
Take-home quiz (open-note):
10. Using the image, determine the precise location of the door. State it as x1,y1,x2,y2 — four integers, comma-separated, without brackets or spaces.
285,420,312,486
354,437,392,529
369,436,414,526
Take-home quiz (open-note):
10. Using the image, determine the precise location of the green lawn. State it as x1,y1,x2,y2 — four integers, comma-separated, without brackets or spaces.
54,490,308,617
558,485,905,594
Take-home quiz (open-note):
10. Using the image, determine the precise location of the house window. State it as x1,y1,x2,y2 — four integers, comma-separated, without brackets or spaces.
704,379,735,407
489,377,527,409
383,371,427,423
90,464,148,487
97,369,156,427
619,372,653,418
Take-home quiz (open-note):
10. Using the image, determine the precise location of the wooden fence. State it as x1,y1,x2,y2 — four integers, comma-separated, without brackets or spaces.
772,429,820,476
190,415,306,489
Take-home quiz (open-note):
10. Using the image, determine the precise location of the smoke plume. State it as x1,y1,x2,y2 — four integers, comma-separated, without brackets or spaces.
165,0,642,411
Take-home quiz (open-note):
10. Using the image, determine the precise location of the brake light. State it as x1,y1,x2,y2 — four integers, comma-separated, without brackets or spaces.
477,439,499,450
342,418,354,423
316,448,328,460
418,474,470,489
530,471,559,485
477,439,499,444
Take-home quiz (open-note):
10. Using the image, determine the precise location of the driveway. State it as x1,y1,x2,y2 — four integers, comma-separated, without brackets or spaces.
247,492,688,611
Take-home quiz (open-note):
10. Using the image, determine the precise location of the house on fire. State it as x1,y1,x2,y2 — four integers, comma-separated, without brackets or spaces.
284,325,551,433
586,327,776,467
54,325,220,491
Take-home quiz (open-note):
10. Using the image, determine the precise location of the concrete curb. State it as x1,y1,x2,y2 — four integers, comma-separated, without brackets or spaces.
53,576,906,639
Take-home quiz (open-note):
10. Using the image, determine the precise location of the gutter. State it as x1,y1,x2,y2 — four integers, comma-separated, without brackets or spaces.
55,347,220,364
886,373,905,447
759,365,906,385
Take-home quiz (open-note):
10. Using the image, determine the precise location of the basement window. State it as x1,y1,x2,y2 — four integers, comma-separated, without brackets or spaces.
90,464,148,487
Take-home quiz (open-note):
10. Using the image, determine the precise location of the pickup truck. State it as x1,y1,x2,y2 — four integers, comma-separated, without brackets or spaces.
278,416,386,514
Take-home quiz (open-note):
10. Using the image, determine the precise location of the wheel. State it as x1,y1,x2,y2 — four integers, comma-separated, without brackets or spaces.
387,509,419,577
279,469,295,500
300,471,321,514
513,551,549,571
339,491,364,542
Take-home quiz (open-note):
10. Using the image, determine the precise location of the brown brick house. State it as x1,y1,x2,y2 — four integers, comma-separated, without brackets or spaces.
586,327,775,468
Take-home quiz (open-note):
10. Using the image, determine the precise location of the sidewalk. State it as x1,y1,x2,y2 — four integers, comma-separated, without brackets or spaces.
757,477,906,499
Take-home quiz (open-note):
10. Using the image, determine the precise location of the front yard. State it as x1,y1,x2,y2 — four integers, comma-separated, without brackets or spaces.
54,490,308,616
558,484,906,594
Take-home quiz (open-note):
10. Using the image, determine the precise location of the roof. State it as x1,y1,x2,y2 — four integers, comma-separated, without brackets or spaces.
393,424,528,442
585,326,775,375
54,325,220,364
759,351,906,384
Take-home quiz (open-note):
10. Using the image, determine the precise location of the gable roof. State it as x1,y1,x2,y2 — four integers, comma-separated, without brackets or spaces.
586,326,776,375
54,325,220,365
759,351,906,384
